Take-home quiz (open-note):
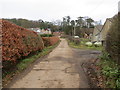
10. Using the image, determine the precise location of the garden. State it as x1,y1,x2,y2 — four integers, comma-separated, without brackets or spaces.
68,37,103,51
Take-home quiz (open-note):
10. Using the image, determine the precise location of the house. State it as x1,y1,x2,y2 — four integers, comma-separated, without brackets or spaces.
28,28,41,34
76,28,94,38
99,18,113,45
28,28,52,34
83,28,94,39
91,18,113,45
41,29,52,34
91,25,103,43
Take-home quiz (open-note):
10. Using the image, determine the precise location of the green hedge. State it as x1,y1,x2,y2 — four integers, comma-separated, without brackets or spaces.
106,15,120,65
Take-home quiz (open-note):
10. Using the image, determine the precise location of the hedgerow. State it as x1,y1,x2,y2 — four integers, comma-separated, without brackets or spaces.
42,37,60,47
1,20,44,68
105,15,120,65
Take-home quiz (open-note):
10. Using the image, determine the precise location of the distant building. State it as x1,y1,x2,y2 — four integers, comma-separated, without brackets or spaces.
99,18,113,45
91,25,103,43
91,18,113,45
28,28,41,34
28,28,52,34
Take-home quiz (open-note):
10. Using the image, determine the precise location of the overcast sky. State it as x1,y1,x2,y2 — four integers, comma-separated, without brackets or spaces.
0,0,119,24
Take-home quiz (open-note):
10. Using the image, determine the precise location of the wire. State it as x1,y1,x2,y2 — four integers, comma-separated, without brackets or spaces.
87,0,105,15
88,0,119,15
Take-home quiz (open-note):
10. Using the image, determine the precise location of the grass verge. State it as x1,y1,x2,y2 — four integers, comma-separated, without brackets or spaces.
17,41,60,71
2,41,60,87
98,52,120,88
68,39,103,51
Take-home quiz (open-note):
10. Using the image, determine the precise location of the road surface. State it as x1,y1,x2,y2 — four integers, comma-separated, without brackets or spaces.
8,39,101,88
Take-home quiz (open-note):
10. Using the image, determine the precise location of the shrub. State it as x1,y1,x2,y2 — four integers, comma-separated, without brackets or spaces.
99,52,120,88
1,20,44,68
106,15,120,65
42,36,60,47
85,42,93,46
68,36,73,42
94,42,102,47
73,38,80,45
67,36,80,45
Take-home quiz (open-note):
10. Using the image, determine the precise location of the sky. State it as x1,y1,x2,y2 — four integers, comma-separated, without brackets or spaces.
0,0,119,24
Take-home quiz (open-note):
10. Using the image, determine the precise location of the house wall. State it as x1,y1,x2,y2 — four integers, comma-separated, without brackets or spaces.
100,20,112,41
91,27,100,42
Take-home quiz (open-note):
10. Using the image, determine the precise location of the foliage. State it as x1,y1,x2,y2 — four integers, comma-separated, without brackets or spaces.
62,16,94,36
105,15,120,65
42,37,60,47
85,42,93,46
2,41,60,85
40,34,54,37
99,52,120,88
3,18,60,33
68,38,103,51
67,36,80,45
2,20,44,68
94,42,102,47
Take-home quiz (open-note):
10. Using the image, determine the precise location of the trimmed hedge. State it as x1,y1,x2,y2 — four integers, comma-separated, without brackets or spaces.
2,20,44,64
67,36,80,45
106,15,120,65
42,36,60,47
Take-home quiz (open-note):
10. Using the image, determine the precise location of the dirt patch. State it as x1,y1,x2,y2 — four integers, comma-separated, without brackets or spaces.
82,58,105,88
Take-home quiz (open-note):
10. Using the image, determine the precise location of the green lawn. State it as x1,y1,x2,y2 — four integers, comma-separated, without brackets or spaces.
68,38,103,51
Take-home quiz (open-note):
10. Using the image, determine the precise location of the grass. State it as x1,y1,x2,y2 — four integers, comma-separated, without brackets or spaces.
68,38,103,51
17,44,58,71
2,41,60,86
98,52,120,88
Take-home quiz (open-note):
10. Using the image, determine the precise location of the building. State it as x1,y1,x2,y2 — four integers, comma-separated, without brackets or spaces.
91,25,103,43
91,18,113,45
99,18,113,45
28,28,41,34
28,28,52,34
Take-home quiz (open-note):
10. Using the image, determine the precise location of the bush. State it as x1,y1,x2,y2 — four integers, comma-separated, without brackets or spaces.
1,20,44,68
85,42,93,46
94,42,102,47
40,34,54,37
42,36,60,47
73,38,80,45
99,52,120,88
106,15,120,65
67,36,80,45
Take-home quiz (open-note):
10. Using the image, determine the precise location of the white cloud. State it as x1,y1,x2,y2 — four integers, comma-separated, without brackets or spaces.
0,0,119,23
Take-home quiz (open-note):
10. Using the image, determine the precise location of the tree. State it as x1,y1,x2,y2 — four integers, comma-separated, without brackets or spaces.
106,15,120,64
66,16,71,26
77,16,84,28
85,18,94,28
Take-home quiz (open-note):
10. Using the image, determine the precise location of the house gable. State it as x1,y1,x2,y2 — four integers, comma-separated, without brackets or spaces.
100,18,112,41
91,25,103,42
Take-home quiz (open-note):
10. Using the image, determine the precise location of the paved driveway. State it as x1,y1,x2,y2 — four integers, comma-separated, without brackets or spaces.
8,39,101,88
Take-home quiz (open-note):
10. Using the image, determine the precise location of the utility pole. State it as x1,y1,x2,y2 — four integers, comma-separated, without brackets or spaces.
74,22,77,36
74,25,76,36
